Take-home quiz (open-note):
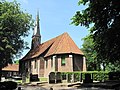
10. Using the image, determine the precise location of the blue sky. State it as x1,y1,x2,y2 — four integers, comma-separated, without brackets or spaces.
8,0,89,59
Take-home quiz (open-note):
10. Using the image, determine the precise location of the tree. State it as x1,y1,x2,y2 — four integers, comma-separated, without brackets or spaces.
0,0,33,80
81,34,100,71
71,0,120,68
81,34,120,71
14,60,19,64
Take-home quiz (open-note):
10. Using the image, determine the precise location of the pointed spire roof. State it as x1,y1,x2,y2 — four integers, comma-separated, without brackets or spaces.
31,11,41,49
33,11,41,37
22,32,84,60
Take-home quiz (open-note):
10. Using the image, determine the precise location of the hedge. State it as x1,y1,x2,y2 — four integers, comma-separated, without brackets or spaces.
61,71,109,82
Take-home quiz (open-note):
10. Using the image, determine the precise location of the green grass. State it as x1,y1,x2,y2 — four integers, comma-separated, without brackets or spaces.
39,77,48,82
26,78,30,83
12,80,22,85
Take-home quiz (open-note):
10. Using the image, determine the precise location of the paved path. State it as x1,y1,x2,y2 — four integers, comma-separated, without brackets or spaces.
16,85,77,90
16,85,48,90
16,82,78,90
16,85,114,90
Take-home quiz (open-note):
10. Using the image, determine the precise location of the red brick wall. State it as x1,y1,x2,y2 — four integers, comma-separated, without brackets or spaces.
73,55,83,71
44,57,54,77
31,57,44,77
31,59,38,74
23,54,85,78
35,54,86,78
44,54,73,77
39,58,44,77
57,55,73,72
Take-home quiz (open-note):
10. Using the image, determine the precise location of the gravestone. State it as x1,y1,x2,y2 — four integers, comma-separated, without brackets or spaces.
83,73,93,83
30,74,39,82
56,72,62,83
49,72,55,83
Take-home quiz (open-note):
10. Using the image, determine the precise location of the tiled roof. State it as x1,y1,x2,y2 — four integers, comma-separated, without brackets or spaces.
21,32,84,60
2,64,19,71
45,32,83,57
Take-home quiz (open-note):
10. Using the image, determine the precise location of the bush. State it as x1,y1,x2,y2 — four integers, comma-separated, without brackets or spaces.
0,81,17,90
61,71,109,82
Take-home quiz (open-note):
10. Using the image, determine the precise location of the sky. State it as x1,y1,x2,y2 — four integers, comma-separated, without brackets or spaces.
8,0,89,59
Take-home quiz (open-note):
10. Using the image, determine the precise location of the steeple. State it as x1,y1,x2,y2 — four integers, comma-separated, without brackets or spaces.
32,11,41,49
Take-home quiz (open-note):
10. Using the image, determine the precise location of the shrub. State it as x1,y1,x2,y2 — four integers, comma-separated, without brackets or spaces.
0,81,17,90
61,71,109,82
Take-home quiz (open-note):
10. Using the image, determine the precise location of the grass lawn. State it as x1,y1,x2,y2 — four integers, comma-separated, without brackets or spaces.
39,77,48,82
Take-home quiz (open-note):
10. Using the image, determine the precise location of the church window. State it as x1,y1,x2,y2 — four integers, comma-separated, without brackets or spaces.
61,56,66,66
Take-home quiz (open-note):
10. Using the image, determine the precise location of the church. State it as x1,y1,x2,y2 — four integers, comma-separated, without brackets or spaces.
19,12,86,78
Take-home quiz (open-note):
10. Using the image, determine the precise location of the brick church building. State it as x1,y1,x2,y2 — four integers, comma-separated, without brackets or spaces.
19,12,86,78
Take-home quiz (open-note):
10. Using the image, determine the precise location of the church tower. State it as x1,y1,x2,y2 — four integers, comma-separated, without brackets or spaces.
32,11,41,49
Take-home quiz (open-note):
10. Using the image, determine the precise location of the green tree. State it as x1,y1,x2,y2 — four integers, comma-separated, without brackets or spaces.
14,60,19,64
82,34,99,71
0,0,33,80
71,0,120,68
82,34,120,71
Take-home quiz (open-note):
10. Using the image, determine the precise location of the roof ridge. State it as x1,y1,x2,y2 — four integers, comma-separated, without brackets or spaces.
41,33,65,44
66,33,72,53
53,33,66,54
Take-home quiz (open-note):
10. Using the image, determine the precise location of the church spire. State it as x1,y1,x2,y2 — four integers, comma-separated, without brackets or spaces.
32,11,41,49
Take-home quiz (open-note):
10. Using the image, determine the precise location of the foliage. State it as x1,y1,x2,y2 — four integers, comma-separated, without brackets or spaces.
0,0,33,69
14,60,19,64
81,35,120,71
71,0,120,65
0,81,17,89
106,62,120,72
81,34,100,71
61,71,109,82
